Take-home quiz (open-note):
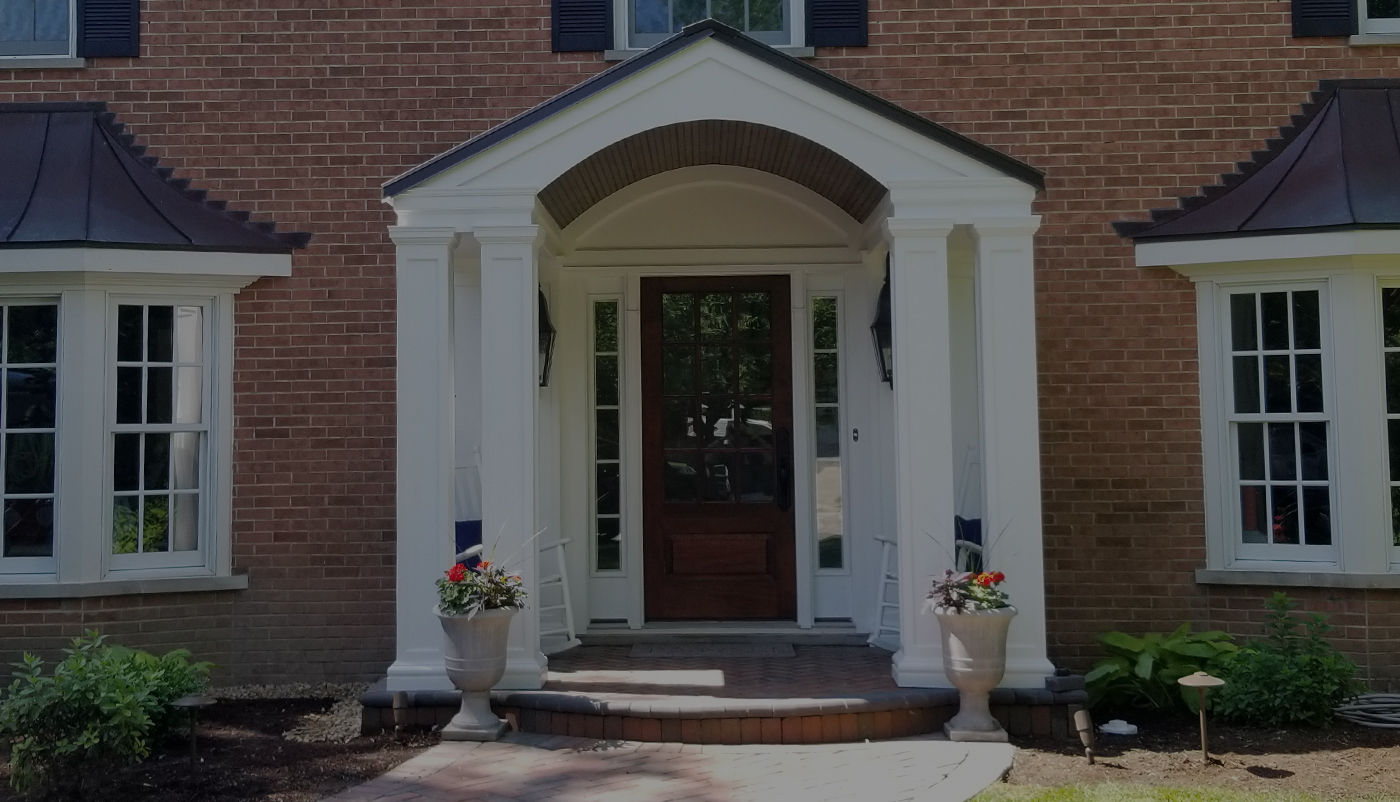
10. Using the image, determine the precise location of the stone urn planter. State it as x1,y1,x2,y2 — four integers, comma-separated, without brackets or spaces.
934,605,1017,742
435,606,518,741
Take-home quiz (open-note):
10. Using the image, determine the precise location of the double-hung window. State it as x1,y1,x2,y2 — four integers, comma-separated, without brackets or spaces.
1364,0,1400,33
110,303,209,570
0,0,71,57
0,303,58,573
1225,287,1334,563
627,0,797,47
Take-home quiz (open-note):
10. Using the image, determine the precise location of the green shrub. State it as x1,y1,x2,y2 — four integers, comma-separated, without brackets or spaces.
1086,624,1238,714
1213,592,1365,728
0,631,211,795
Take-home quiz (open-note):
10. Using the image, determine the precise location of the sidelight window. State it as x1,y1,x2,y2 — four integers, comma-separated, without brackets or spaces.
592,299,624,572
1226,288,1333,561
811,296,844,570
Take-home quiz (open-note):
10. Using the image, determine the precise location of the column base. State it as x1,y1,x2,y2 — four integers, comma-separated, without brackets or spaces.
496,651,548,690
891,649,952,688
385,658,453,692
944,723,1009,742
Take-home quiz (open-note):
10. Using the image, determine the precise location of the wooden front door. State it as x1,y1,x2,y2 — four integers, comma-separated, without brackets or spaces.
641,276,796,620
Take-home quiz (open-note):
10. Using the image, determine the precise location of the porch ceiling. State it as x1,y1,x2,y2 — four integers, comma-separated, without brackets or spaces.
538,120,888,229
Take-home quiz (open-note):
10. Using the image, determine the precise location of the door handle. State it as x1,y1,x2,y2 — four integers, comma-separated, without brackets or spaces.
776,427,793,512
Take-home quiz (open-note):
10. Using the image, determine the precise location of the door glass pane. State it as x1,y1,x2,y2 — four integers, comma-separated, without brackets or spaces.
595,302,619,352
702,452,736,502
596,463,620,515
735,402,773,448
595,356,619,406
700,345,733,394
738,345,772,394
738,293,771,340
814,353,839,404
664,452,700,502
815,406,840,459
662,400,696,448
597,409,620,460
697,398,733,447
700,294,733,340
737,452,774,503
662,294,696,341
662,347,694,395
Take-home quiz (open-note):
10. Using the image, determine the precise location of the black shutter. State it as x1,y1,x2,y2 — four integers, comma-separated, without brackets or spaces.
807,0,867,47
553,0,612,52
77,0,140,58
1292,0,1357,36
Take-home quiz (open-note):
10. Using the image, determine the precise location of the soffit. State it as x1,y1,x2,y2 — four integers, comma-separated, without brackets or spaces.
540,121,888,228
0,102,310,254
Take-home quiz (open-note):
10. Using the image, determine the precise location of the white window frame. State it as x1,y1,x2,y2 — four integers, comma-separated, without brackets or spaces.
589,294,626,576
1219,282,1337,565
0,0,77,60
809,290,849,576
1361,0,1400,33
104,296,216,574
1377,280,1400,568
0,296,61,576
615,0,806,51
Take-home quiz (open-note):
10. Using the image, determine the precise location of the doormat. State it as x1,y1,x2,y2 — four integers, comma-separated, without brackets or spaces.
629,643,796,658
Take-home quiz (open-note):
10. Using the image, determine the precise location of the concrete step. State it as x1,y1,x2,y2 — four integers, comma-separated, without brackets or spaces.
579,621,869,647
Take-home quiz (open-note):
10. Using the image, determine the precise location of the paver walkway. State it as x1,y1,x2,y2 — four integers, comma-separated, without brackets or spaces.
322,731,1013,802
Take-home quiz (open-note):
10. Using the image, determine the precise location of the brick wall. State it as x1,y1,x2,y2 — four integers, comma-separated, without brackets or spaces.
1,0,1398,686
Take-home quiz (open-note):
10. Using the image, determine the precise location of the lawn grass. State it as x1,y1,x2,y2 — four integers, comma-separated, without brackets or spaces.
974,784,1400,802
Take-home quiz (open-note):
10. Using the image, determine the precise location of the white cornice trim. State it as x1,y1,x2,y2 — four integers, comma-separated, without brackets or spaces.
0,248,292,284
1136,230,1400,271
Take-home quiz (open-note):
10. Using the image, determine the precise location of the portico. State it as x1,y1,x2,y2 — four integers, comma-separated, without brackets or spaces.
381,20,1054,692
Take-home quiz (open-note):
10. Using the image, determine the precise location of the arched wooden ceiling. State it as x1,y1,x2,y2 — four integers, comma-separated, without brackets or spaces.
539,120,889,230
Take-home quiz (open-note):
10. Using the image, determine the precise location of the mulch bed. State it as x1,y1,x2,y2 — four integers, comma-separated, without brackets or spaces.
1006,710,1400,798
0,699,436,802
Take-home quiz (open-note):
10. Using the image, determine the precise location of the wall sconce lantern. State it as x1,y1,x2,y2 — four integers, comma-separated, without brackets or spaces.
538,288,557,388
870,260,893,384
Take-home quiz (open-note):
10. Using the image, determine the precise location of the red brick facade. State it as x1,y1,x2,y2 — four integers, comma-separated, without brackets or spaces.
2,0,1399,687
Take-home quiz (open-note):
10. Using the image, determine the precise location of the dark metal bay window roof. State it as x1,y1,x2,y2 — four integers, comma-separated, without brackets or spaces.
1117,81,1400,242
0,102,309,253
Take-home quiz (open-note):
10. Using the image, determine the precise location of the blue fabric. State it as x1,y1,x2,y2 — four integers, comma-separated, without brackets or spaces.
954,516,984,573
454,520,482,567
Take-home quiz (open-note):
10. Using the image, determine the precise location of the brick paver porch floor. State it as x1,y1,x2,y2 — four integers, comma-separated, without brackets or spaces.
542,645,899,697
321,732,1015,802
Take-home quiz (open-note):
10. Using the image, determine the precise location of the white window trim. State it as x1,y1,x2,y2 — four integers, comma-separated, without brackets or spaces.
589,294,626,576
1189,261,1398,582
0,260,281,593
609,0,809,56
0,0,78,61
809,290,849,576
1219,281,1337,565
104,296,218,575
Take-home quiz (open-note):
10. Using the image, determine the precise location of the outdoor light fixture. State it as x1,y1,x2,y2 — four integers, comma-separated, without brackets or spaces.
539,288,557,387
870,259,893,384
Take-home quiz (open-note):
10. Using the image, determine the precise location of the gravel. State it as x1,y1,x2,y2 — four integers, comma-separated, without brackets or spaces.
209,683,370,744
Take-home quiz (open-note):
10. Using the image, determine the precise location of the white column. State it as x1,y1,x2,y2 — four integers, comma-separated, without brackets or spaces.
974,217,1056,687
886,218,959,687
387,227,459,691
55,289,110,583
1329,271,1391,573
477,225,548,690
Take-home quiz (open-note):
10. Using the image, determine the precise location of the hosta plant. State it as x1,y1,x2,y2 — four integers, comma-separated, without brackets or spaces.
0,631,211,796
1085,623,1238,714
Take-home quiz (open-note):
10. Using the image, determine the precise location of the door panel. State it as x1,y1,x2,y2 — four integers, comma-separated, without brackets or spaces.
642,275,796,620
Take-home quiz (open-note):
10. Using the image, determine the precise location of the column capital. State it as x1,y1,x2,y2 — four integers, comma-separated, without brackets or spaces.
972,216,1042,239
883,218,957,240
388,226,460,248
474,225,542,246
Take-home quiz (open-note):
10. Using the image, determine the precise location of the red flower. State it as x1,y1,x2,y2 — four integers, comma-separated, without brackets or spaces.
991,571,1006,583
446,563,467,583
478,560,492,570
975,573,993,587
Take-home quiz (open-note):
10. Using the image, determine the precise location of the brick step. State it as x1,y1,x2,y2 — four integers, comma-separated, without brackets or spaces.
360,686,1087,743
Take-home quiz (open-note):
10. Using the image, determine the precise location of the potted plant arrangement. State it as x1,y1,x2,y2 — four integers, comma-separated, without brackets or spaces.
435,547,527,741
926,569,1015,742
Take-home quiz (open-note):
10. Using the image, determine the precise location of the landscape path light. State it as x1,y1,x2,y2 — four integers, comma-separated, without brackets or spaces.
172,694,217,767
1178,671,1226,763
